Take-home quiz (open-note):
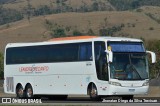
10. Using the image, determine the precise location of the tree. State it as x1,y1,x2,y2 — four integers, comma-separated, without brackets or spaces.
87,29,95,35
131,0,140,9
26,0,32,22
53,28,66,37
146,40,160,79
73,30,82,36
0,6,23,25
56,0,62,13
99,29,110,36
92,2,99,11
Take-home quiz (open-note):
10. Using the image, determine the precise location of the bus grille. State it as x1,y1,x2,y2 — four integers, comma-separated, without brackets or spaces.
6,77,14,92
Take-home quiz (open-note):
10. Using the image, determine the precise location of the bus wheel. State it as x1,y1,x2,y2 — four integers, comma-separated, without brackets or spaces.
25,84,33,98
88,84,100,100
16,85,24,98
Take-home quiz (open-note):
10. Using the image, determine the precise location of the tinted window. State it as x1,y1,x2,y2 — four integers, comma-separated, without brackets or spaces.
108,42,145,52
79,43,92,61
6,42,92,65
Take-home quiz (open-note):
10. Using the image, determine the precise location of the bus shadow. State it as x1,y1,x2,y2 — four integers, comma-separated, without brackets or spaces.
41,97,102,103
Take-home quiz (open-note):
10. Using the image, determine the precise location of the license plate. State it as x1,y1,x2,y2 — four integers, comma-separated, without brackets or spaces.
129,89,135,92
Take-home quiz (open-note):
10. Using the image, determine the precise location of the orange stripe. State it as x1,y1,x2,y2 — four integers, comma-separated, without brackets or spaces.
48,35,98,41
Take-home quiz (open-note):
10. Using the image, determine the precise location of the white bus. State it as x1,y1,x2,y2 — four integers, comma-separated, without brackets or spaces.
4,36,156,100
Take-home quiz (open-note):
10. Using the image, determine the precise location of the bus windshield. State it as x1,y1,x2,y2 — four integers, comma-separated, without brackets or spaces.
110,53,149,80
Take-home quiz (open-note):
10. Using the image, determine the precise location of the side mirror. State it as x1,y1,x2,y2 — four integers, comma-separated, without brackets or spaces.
105,50,113,63
146,51,156,63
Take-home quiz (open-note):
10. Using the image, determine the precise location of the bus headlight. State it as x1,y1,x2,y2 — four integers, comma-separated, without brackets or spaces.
109,81,121,86
142,81,149,86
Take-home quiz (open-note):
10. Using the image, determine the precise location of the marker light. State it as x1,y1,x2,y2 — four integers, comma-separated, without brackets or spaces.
109,81,121,86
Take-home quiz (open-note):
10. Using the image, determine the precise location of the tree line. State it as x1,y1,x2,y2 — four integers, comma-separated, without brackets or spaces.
0,5,23,25
0,0,16,4
108,0,160,11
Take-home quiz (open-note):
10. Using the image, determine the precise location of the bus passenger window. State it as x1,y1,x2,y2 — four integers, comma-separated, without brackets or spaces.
79,43,92,61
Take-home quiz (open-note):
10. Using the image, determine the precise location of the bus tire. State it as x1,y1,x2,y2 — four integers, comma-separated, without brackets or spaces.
88,83,100,100
25,84,34,98
16,84,24,98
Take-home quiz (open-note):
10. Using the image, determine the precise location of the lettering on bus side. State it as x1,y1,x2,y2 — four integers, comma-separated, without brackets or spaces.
19,65,49,73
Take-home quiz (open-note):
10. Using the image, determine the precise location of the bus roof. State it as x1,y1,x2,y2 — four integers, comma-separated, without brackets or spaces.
48,36,98,41
6,36,142,48
48,35,142,42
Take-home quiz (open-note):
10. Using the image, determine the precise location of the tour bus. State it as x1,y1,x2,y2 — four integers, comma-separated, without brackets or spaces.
4,36,156,100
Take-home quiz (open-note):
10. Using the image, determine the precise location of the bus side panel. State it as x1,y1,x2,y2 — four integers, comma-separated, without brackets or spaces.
4,61,96,95
34,62,95,95
33,75,89,95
